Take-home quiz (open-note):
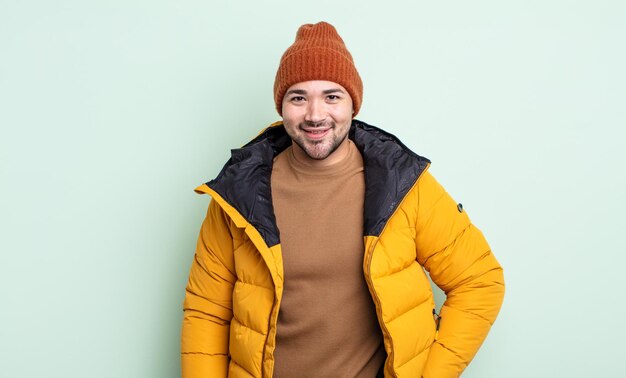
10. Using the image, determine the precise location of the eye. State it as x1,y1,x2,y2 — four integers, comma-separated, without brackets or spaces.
290,96,306,103
326,94,340,102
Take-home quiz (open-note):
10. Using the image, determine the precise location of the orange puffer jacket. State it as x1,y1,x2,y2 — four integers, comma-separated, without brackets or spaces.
181,120,505,378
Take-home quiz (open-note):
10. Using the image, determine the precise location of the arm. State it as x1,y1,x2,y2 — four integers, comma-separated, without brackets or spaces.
181,199,237,378
415,172,505,377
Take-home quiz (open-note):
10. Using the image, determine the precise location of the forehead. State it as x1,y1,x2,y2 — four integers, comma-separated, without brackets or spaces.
285,80,349,94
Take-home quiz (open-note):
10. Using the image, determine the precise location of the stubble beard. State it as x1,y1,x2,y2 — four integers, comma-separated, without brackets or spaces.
292,121,348,161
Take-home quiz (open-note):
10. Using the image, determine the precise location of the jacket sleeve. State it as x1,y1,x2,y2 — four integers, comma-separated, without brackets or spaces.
181,199,237,378
415,171,505,378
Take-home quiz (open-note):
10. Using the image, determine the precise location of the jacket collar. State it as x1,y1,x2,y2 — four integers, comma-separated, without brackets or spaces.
205,120,430,247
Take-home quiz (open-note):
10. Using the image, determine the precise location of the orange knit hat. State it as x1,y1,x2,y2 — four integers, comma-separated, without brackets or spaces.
274,22,363,117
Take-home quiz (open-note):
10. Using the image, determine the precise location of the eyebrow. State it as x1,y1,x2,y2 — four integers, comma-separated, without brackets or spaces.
285,88,347,96
322,88,346,95
285,89,307,95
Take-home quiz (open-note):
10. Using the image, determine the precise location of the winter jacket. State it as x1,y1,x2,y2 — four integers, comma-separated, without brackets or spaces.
181,120,505,378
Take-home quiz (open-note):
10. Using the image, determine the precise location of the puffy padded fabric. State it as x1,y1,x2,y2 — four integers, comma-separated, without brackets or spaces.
182,121,504,378
182,200,235,378
414,172,505,377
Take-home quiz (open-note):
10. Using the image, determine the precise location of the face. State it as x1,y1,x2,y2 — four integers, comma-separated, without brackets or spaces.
281,80,354,166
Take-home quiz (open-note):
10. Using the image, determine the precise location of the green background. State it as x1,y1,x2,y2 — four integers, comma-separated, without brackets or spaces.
1,1,625,377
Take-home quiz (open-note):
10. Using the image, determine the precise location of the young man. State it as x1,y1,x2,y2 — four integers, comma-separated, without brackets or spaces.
181,22,505,378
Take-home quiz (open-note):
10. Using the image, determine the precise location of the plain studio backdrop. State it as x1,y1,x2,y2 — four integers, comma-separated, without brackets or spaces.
1,1,625,377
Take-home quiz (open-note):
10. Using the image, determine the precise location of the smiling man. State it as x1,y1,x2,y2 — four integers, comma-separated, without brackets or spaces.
182,22,505,378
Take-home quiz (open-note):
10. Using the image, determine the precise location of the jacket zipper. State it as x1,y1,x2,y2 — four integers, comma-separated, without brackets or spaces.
364,240,397,378
261,298,279,378
364,162,431,378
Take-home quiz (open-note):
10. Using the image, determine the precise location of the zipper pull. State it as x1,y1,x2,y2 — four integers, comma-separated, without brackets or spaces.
432,309,442,340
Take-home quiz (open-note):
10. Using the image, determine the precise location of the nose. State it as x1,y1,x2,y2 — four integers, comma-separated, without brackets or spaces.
304,99,326,124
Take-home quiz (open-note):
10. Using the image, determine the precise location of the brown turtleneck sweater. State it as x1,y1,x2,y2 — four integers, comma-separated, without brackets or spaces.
270,141,385,377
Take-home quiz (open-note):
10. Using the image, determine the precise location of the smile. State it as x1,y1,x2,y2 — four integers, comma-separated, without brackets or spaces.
302,127,331,140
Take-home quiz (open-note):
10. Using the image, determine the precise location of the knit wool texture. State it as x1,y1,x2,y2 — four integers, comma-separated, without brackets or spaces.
274,22,363,117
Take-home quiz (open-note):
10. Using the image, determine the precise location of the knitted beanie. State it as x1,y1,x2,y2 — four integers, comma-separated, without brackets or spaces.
274,22,363,117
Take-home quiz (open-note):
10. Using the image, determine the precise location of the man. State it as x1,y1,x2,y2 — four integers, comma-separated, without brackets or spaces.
181,22,504,378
